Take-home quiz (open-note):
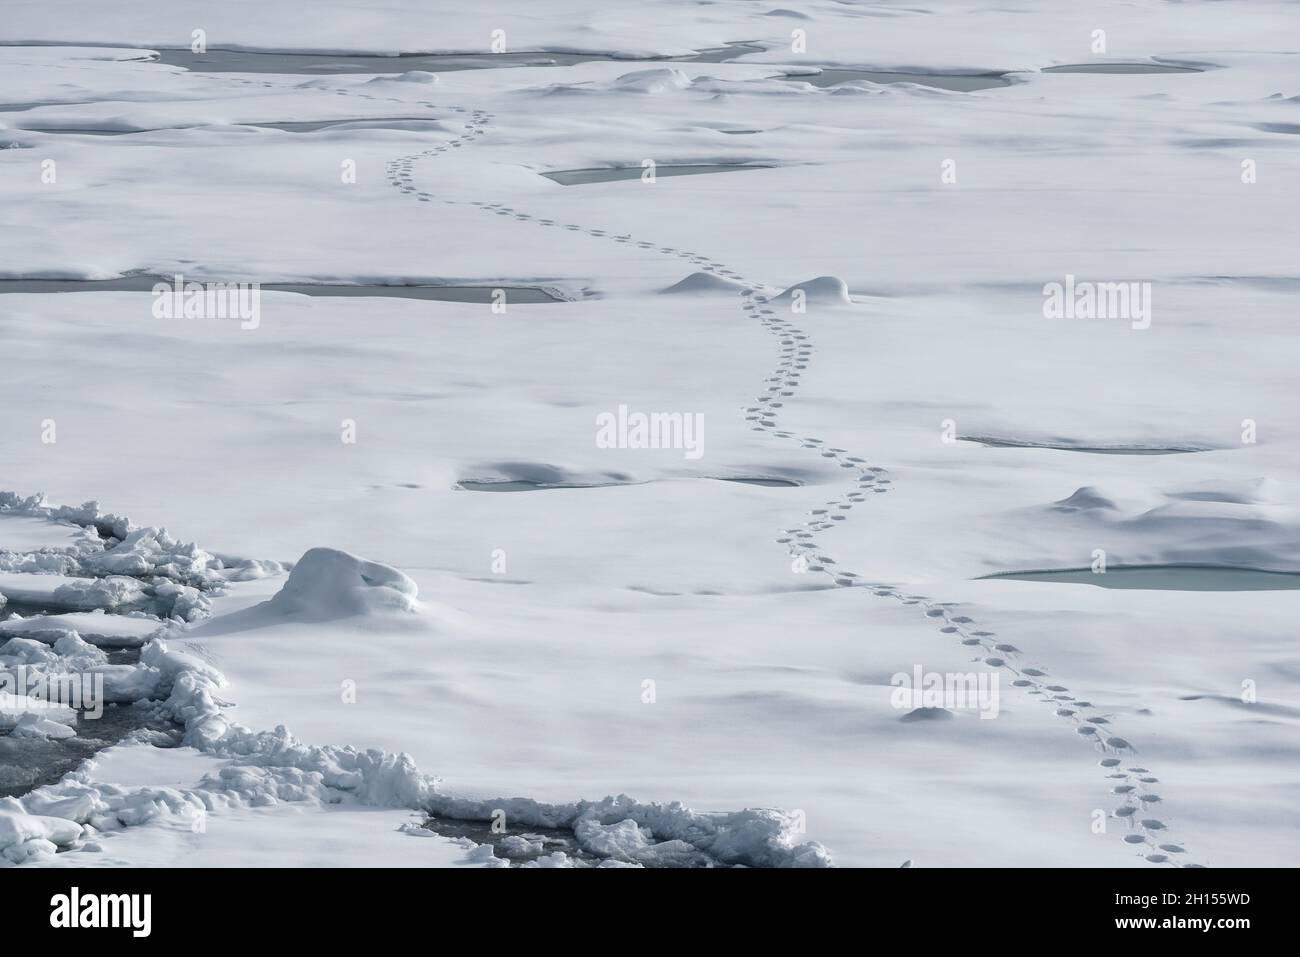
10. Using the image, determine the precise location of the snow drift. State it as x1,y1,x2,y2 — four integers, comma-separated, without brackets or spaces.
772,276,854,306
263,547,419,619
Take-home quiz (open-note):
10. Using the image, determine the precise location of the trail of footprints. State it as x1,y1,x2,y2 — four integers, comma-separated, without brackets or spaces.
738,278,1196,866
351,85,1199,867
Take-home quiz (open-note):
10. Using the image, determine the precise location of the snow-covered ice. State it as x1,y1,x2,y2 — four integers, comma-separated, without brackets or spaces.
0,0,1298,869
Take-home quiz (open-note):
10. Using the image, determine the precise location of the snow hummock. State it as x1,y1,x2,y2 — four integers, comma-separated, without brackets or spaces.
611,68,691,94
263,547,420,620
1052,486,1119,512
772,276,854,306
365,71,439,85
660,271,748,296
0,610,164,647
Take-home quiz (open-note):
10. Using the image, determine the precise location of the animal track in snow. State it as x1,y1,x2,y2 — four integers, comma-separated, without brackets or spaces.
366,83,1199,867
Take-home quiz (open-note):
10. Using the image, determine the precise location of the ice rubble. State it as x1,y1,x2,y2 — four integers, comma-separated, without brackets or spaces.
426,794,829,868
0,610,164,648
3,642,830,865
457,790,827,867
9,713,76,740
2,632,104,669
0,693,77,730
0,492,130,541
0,499,832,868
364,71,438,85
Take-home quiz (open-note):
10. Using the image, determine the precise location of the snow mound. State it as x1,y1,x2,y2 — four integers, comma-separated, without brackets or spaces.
1024,479,1300,572
772,276,854,306
611,68,692,94
660,272,748,296
1053,486,1118,512
266,548,419,619
900,707,954,723
366,71,438,85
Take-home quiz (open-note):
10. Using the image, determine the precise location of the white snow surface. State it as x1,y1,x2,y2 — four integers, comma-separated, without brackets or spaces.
1,0,1298,867
0,611,165,647
262,547,420,619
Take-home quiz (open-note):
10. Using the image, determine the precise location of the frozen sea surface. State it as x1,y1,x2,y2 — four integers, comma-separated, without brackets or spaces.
0,0,1297,869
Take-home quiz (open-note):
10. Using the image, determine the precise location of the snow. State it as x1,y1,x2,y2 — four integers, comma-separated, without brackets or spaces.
78,742,224,790
0,695,77,726
0,573,91,607
772,276,854,306
660,271,747,296
0,809,81,863
0,0,1297,869
9,713,77,740
608,68,691,94
261,547,420,619
0,515,95,553
40,803,481,868
368,71,439,86
0,611,164,647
